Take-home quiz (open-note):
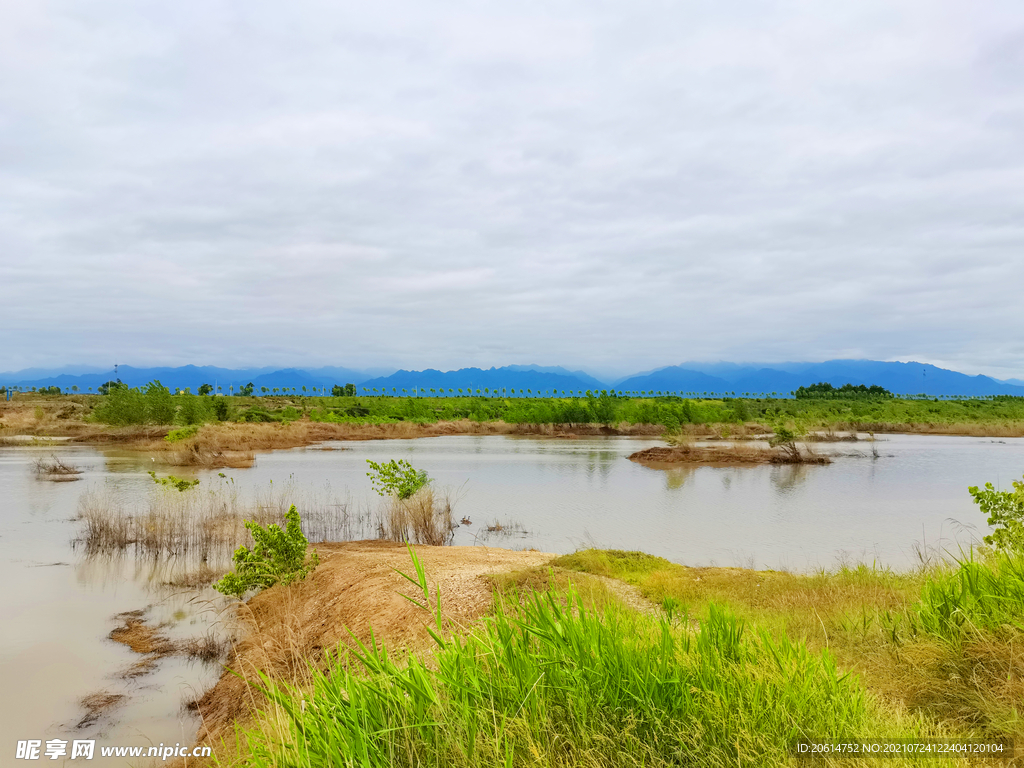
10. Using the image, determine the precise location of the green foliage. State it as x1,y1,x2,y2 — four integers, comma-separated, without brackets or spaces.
900,551,1024,642
331,383,357,397
240,548,884,768
239,382,255,397
164,424,200,442
147,471,199,491
144,381,176,424
176,391,211,425
366,458,430,499
970,475,1024,551
769,426,798,446
238,406,279,423
213,505,320,599
95,382,146,425
198,383,214,396
212,397,230,421
795,382,893,399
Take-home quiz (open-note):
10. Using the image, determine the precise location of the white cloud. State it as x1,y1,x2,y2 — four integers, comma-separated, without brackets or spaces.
1,0,1023,377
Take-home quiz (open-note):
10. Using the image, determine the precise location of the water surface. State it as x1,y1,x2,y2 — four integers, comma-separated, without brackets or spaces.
2,434,1022,762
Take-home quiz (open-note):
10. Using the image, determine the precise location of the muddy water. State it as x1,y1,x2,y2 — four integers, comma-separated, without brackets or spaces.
2,434,1023,763
0,446,226,765
249,434,1024,568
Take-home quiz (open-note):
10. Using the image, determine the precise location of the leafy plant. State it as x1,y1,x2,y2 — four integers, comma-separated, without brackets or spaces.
366,458,430,499
164,424,200,442
148,471,199,491
214,505,319,599
970,475,1024,551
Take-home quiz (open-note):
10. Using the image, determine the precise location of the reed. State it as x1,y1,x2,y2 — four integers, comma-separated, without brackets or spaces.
33,454,83,480
376,486,455,546
76,480,373,560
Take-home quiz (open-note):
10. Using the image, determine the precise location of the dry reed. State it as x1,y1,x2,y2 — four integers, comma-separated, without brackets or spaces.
376,486,455,546
33,454,83,480
76,481,373,562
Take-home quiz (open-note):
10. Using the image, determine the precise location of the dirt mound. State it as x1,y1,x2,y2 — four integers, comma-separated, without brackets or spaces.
191,541,554,750
629,443,831,466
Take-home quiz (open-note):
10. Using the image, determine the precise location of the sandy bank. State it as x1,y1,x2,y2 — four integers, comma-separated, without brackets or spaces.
190,541,554,760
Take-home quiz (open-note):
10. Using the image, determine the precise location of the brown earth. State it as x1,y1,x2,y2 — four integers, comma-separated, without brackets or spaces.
628,443,831,466
188,541,554,763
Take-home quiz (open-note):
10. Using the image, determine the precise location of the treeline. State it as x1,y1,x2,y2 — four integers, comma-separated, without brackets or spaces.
94,381,230,426
310,392,743,428
794,382,893,399
58,379,1024,429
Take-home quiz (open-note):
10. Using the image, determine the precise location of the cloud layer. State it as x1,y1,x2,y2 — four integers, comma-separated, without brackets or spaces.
2,1,1023,378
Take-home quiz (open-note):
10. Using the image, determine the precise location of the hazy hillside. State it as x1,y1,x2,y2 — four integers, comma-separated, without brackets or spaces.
3,359,1023,398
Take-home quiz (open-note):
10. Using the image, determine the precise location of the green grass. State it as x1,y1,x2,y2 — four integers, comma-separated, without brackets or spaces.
552,548,1024,747
226,550,950,768
903,551,1024,643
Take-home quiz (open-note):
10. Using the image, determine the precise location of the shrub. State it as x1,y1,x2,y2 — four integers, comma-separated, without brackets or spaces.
970,475,1024,551
214,505,319,599
366,459,430,500
148,471,199,492
165,424,200,442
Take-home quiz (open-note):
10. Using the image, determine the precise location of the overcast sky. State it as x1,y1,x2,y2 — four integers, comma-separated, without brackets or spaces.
2,1,1023,379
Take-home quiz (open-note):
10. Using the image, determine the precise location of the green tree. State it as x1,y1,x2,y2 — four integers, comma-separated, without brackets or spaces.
144,380,176,424
366,459,430,500
198,383,213,396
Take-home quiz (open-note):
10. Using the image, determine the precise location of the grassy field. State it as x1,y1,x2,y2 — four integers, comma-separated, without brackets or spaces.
215,545,1022,766
3,390,1024,444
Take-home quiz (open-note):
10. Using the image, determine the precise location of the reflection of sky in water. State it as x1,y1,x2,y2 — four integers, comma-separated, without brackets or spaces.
3,434,1024,760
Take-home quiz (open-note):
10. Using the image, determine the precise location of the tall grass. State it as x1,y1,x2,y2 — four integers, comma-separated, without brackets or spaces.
376,486,455,546
76,480,373,563
231,551,917,768
902,550,1024,643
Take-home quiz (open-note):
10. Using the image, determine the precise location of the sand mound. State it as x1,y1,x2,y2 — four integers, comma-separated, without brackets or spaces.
191,541,553,749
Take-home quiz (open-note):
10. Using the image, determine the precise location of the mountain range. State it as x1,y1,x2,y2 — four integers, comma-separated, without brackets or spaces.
2,361,1023,398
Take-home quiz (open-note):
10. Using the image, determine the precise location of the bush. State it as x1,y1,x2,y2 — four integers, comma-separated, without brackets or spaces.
214,506,319,599
970,475,1024,551
366,459,430,500
165,424,200,442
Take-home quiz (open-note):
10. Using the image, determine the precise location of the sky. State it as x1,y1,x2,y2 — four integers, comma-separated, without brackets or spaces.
2,1,1023,380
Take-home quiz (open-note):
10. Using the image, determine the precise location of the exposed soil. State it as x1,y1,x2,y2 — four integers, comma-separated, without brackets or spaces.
628,443,831,466
189,541,554,756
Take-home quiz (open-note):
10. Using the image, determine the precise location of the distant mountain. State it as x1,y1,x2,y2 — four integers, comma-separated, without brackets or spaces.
618,360,1024,397
615,367,731,394
357,366,602,395
1,364,377,393
503,364,607,388
3,360,1023,398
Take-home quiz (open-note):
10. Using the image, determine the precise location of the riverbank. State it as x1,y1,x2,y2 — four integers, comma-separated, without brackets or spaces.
179,544,1023,766
186,541,555,763
4,395,1024,473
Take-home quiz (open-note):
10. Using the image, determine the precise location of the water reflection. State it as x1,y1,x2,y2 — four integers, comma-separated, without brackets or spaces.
663,466,696,490
770,465,810,495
